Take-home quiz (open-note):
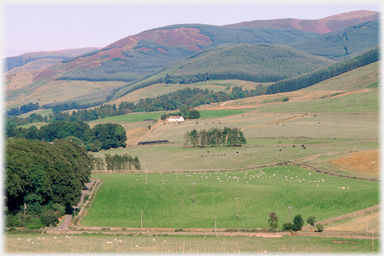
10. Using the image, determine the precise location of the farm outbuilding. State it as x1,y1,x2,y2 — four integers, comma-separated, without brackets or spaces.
138,140,170,145
166,116,184,122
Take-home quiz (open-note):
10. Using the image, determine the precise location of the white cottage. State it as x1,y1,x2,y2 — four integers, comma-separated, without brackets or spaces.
166,115,184,122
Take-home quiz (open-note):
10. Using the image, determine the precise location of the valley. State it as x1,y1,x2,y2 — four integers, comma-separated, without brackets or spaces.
4,9,380,254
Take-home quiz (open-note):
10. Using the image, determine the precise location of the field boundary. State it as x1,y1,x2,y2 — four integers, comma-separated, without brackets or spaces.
89,150,379,182
72,178,103,227
292,161,379,182
301,204,380,232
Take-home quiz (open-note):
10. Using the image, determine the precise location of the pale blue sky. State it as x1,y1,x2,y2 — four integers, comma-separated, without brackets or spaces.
2,1,381,57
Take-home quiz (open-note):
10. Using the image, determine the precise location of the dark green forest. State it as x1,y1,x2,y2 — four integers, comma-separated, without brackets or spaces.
6,121,127,152
5,138,92,228
184,127,247,148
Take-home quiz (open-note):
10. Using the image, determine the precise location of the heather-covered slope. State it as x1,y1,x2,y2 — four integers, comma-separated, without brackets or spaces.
224,10,379,34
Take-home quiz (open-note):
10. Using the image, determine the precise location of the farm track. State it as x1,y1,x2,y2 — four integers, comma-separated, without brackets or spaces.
134,121,161,145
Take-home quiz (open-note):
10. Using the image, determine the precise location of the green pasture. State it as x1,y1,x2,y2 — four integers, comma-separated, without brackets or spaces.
199,109,250,119
19,109,53,118
17,122,48,129
5,233,380,253
83,166,378,228
96,112,166,123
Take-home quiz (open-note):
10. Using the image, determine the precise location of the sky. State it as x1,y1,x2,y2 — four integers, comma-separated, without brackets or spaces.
2,0,382,58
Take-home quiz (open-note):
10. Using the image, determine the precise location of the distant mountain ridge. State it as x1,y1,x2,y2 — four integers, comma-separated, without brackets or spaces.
5,47,101,72
4,10,380,110
223,10,379,34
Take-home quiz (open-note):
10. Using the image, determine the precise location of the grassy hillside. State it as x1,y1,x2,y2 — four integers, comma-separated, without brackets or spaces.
223,61,379,110
289,20,379,60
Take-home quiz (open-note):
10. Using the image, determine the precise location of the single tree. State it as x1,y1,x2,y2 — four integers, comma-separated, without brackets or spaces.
282,222,293,231
292,214,304,231
268,212,279,231
316,223,323,232
307,216,316,226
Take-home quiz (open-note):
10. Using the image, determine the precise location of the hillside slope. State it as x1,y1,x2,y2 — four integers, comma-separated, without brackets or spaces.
224,10,379,34
55,25,318,82
289,20,379,60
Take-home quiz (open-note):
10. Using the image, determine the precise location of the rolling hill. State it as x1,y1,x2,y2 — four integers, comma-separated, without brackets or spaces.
4,11,380,110
224,10,379,34
289,20,379,60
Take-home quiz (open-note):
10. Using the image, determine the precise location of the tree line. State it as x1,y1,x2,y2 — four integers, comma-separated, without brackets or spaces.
90,154,141,172
268,212,323,232
7,86,264,127
6,102,40,116
6,121,127,152
5,138,91,228
184,127,247,148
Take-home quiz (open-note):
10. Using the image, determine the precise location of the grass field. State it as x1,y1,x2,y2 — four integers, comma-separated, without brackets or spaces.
256,89,378,114
5,233,380,253
82,166,378,228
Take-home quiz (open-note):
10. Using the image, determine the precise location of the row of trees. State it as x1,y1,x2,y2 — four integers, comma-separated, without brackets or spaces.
6,102,40,116
6,138,92,228
184,127,247,148
90,154,141,172
268,212,323,232
6,121,127,152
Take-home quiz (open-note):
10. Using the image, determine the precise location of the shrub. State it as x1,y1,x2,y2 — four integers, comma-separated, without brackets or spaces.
6,214,21,227
307,216,316,226
40,209,59,227
292,214,304,231
282,97,289,102
53,203,66,217
282,222,293,231
26,218,44,229
316,224,323,232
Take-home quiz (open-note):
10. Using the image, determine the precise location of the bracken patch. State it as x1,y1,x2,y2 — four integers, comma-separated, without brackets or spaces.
329,150,379,176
